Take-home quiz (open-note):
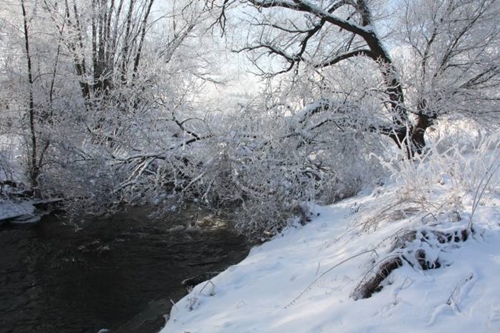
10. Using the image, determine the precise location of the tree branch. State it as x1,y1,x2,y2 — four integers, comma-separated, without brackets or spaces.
315,49,376,68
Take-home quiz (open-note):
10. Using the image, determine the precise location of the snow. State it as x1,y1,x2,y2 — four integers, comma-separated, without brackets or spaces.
162,151,500,333
0,200,35,221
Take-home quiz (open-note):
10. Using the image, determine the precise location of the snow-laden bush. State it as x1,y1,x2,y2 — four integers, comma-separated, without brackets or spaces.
346,122,499,301
38,151,124,218
373,122,500,230
150,97,386,238
98,91,385,238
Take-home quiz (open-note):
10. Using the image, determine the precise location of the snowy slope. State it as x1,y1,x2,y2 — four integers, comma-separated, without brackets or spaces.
162,147,500,333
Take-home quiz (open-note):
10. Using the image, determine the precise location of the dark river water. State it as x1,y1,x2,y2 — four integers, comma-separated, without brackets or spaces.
0,207,249,333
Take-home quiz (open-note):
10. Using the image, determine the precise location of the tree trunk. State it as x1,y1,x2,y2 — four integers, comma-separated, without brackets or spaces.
20,0,40,190
411,99,436,155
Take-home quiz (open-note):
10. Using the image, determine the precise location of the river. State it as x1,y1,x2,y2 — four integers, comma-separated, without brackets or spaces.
0,206,249,333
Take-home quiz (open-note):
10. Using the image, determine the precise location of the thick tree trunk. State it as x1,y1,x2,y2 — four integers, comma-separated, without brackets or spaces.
411,99,436,155
383,118,434,159
362,32,427,158
411,116,430,155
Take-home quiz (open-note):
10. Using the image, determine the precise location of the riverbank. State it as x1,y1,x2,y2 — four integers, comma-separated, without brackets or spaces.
162,154,500,333
0,197,63,225
0,200,36,223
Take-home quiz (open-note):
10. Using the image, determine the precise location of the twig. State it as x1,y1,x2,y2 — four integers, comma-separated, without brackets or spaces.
169,298,179,312
199,280,216,296
469,154,500,230
285,249,375,308
315,262,321,276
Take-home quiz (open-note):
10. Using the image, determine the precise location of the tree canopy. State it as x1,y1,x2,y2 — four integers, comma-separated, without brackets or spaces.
1,0,499,235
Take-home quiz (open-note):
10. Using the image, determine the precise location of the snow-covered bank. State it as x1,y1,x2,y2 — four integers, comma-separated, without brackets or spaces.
162,153,500,333
0,200,36,222
0,198,64,224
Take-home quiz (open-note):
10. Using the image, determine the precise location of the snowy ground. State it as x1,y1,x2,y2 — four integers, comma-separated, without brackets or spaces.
162,150,500,333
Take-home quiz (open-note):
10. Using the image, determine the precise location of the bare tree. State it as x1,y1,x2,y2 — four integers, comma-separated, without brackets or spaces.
19,0,40,189
0,0,217,202
14,0,60,191
207,0,500,156
397,0,500,146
